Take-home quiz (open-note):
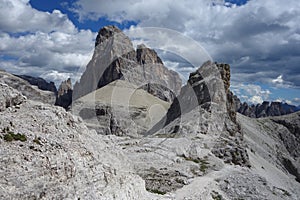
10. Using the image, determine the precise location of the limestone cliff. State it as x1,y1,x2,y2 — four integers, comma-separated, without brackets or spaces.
73,25,181,102
55,78,73,109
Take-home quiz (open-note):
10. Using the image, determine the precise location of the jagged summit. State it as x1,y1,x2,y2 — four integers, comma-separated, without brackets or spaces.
235,98,300,118
136,43,163,65
73,25,181,102
95,25,122,47
55,78,72,109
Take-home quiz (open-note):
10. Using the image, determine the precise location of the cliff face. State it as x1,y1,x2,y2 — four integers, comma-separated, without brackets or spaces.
55,78,73,109
73,25,181,102
149,61,237,134
146,61,250,167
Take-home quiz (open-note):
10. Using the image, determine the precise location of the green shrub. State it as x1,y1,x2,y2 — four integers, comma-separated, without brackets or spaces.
147,188,166,195
3,133,13,142
3,132,27,142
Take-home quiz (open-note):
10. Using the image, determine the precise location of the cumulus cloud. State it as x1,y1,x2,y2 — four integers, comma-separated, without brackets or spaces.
292,98,300,106
272,75,283,84
0,0,95,86
71,0,300,89
0,0,75,33
231,83,271,104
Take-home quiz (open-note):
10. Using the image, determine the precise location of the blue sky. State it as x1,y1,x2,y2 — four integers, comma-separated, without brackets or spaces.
0,0,299,105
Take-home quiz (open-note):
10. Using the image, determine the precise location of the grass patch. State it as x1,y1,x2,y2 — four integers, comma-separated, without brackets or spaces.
181,155,210,173
146,188,166,195
184,157,201,163
200,160,209,172
4,132,27,142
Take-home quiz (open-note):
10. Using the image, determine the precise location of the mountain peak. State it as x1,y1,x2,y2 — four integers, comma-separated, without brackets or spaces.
136,43,163,65
95,25,122,47
74,26,181,101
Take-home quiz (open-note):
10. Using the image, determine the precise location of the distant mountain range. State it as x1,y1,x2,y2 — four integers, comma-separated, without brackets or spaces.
233,95,300,118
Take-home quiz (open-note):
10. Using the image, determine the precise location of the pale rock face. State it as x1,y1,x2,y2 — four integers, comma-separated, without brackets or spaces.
72,25,182,136
238,112,300,198
73,25,135,100
148,61,229,135
73,25,181,102
0,83,160,200
146,61,250,168
0,71,56,105
72,80,171,137
55,78,73,109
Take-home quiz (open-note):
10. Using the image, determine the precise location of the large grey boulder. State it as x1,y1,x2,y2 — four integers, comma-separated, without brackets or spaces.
0,82,26,112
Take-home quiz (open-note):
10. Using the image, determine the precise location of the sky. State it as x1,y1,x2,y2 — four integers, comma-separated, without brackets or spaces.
0,0,299,105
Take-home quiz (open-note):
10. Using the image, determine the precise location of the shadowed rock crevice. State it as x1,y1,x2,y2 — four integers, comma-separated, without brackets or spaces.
281,157,300,183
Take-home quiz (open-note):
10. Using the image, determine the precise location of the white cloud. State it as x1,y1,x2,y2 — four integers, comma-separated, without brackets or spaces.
0,0,95,86
292,98,300,106
0,0,75,33
40,70,82,87
231,83,271,104
272,75,283,84
250,95,263,104
270,74,295,88
0,30,94,85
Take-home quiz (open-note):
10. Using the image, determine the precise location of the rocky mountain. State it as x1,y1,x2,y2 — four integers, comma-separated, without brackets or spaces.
55,78,73,109
14,74,57,94
235,98,300,118
73,25,181,102
1,25,300,199
0,70,56,104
